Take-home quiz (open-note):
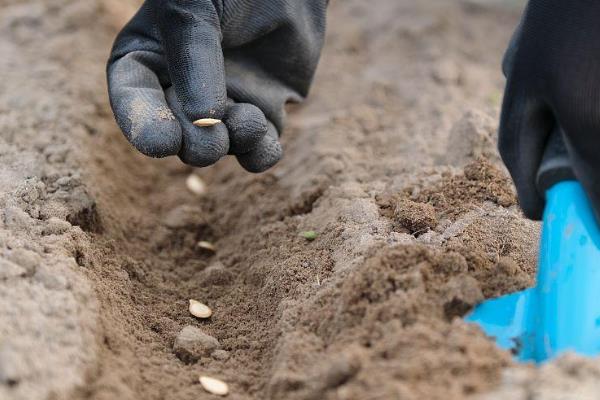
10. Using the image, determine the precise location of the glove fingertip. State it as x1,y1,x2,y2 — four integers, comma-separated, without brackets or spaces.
112,98,183,158
178,123,230,167
130,121,182,158
236,127,282,173
237,147,282,173
225,103,269,155
515,185,545,221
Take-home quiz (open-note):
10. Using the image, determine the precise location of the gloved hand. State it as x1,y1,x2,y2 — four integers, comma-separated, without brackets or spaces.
107,0,327,172
499,0,600,221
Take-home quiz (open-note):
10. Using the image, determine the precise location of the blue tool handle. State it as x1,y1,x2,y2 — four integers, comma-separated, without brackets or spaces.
536,180,600,360
534,126,600,360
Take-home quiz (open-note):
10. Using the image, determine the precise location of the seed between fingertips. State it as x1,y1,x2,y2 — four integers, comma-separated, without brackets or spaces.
193,118,222,127
189,299,212,319
199,376,229,396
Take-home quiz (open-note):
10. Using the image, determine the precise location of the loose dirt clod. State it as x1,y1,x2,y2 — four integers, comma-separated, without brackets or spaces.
186,174,206,196
199,376,229,396
442,274,484,319
199,262,233,286
193,118,222,127
394,198,437,234
189,299,212,319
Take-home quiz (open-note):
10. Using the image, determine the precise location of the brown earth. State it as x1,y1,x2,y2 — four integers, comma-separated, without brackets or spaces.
2,0,600,400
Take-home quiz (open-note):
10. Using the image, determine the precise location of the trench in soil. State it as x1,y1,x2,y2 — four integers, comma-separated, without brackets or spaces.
27,1,535,399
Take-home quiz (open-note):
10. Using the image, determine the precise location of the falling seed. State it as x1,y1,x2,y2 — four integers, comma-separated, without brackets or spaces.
189,299,212,319
193,118,222,127
186,174,206,195
199,376,229,396
300,231,318,241
197,241,216,253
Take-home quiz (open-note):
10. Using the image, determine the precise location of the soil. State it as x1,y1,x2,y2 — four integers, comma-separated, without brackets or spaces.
2,0,599,399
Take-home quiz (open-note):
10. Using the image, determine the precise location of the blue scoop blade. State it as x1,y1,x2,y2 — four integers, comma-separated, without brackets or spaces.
466,181,600,363
465,288,536,359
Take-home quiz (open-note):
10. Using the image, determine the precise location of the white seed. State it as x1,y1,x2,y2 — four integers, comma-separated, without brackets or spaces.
189,299,212,319
193,118,222,127
197,241,216,253
199,375,229,396
186,174,206,195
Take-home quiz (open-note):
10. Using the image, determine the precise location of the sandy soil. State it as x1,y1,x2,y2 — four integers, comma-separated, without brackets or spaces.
2,0,600,399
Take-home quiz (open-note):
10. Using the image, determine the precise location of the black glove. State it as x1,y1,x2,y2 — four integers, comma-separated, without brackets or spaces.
107,0,327,172
499,0,600,221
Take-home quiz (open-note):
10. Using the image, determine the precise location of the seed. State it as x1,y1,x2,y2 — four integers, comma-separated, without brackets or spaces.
186,174,206,195
199,376,229,396
189,299,212,319
197,241,216,253
193,118,222,127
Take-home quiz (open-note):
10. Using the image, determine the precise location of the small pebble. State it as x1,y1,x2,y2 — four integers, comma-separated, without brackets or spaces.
189,299,212,319
186,174,206,196
173,325,220,363
162,205,205,229
199,376,229,396
211,349,230,361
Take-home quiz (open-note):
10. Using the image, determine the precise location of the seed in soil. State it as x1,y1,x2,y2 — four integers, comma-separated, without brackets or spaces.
193,118,222,127
199,376,229,396
300,231,318,241
186,174,206,195
189,299,212,319
197,241,216,253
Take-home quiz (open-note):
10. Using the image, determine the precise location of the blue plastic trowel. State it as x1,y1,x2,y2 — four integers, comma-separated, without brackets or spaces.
466,129,600,363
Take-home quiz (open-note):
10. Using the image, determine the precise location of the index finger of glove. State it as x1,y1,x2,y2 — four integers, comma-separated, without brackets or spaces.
157,0,226,122
165,87,229,167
